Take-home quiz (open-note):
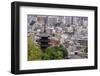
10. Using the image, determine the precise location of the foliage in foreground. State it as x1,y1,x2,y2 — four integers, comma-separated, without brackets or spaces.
28,35,68,61
42,45,68,60
28,35,42,61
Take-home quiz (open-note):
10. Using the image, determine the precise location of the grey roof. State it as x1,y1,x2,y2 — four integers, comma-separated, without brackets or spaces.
39,33,50,37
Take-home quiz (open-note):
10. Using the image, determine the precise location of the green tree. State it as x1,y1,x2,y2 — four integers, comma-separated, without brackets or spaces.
42,45,68,60
58,45,68,58
28,35,42,61
84,47,88,53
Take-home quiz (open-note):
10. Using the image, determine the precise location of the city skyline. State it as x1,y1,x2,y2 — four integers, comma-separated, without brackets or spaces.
27,14,88,61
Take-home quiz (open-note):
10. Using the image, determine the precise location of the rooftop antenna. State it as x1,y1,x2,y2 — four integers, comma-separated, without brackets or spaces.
44,16,48,33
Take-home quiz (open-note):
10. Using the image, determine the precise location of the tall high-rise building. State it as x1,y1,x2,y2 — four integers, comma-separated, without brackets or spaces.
65,16,72,25
48,16,57,25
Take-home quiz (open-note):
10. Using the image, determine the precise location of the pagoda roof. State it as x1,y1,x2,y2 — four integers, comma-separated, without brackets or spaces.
39,33,50,37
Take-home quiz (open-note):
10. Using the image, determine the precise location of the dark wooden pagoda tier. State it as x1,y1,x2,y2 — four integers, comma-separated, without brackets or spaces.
38,33,50,51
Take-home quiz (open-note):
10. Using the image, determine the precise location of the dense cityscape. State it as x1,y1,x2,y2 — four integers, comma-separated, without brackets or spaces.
28,15,88,61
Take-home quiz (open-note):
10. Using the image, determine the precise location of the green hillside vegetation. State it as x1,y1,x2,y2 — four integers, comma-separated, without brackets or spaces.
28,35,42,61
42,45,68,60
28,35,68,61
